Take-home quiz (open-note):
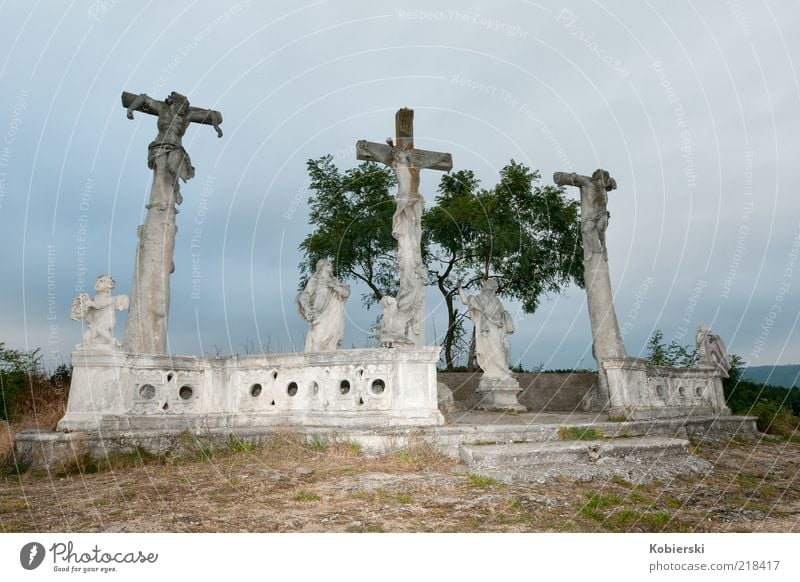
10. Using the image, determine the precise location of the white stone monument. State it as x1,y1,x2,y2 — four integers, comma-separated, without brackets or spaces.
356,108,452,348
458,279,525,412
296,259,351,352
121,91,223,355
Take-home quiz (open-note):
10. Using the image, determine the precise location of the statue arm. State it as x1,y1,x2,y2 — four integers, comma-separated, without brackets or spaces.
553,172,591,188
189,108,224,138
122,92,163,119
355,140,394,166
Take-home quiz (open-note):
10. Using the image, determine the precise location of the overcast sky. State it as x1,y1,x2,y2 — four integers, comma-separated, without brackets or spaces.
0,0,797,371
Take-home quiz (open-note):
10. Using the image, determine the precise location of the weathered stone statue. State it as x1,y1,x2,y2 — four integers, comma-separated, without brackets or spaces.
121,90,222,355
374,296,413,348
696,324,731,378
71,275,129,347
554,170,626,409
459,279,515,379
296,259,351,352
356,108,452,348
458,279,524,411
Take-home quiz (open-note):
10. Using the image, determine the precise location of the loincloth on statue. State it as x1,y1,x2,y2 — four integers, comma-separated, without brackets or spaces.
147,142,196,183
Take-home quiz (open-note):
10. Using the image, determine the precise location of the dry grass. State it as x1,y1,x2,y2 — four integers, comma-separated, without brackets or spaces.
0,391,66,466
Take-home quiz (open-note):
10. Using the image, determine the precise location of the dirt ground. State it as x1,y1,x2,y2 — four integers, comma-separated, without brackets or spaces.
1,432,799,533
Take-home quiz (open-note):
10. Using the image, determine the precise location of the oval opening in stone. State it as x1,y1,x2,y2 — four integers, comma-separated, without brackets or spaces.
311,381,319,394
678,386,686,397
655,385,664,398
139,384,156,400
250,383,262,397
695,386,703,397
271,370,278,380
287,382,298,397
370,379,386,395
339,380,351,394
166,372,174,382
179,385,194,400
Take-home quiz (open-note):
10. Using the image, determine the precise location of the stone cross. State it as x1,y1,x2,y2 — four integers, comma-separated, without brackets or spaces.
356,108,452,348
553,170,626,406
121,91,222,354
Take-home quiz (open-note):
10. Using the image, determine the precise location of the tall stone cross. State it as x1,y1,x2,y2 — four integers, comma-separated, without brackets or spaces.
553,170,627,406
121,90,223,355
356,108,452,348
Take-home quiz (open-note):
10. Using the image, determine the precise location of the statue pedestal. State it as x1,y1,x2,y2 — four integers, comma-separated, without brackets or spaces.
476,376,526,412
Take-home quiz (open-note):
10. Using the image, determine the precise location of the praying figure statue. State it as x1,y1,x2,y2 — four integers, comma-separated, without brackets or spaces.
71,275,129,347
696,324,731,378
458,279,516,380
296,259,351,352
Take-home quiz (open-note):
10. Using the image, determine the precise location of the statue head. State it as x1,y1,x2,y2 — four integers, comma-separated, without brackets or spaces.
482,278,498,293
95,275,116,292
591,169,617,191
315,258,332,277
380,296,398,314
165,92,190,115
697,323,710,335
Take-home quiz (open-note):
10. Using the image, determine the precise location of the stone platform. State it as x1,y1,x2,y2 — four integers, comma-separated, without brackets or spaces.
16,409,759,482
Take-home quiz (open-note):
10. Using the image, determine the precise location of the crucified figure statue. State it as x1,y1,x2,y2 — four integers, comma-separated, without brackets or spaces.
121,90,223,355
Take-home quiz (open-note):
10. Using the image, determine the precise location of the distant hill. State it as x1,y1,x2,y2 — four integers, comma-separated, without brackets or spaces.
742,365,800,388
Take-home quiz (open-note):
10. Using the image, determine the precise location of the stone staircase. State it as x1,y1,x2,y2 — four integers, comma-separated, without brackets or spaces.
459,436,712,484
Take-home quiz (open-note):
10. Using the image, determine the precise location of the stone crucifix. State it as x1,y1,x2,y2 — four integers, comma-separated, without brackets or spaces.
553,170,627,406
357,108,452,348
121,91,223,354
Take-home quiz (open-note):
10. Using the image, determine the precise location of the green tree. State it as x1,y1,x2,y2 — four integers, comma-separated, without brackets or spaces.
299,156,397,306
425,161,584,369
645,330,698,367
299,157,584,370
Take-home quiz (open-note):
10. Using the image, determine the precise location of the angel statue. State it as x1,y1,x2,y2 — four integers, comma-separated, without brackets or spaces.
71,275,129,347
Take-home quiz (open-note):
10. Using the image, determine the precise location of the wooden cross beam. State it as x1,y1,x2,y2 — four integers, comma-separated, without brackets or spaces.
356,108,453,172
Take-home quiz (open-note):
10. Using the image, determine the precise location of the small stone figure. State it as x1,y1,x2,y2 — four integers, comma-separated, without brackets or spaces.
71,275,129,347
458,279,516,380
296,259,350,352
374,296,413,349
696,324,731,378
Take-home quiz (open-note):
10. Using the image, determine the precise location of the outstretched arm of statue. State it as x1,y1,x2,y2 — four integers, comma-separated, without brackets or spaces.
189,108,224,138
553,172,591,188
123,92,162,119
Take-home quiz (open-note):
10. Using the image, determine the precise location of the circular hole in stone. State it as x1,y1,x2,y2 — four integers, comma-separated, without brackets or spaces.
166,372,174,382
271,370,278,380
179,385,194,400
655,385,664,398
250,383,262,397
695,386,703,397
287,382,298,397
339,380,351,394
370,379,386,395
311,382,319,394
678,386,685,397
139,384,156,400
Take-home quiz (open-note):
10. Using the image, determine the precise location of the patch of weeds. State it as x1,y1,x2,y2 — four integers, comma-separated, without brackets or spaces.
294,490,320,502
610,475,632,487
628,492,650,504
558,426,604,441
661,495,682,509
308,435,327,452
393,442,450,470
607,416,628,423
466,473,503,488
395,493,412,504
365,524,385,533
640,511,672,531
610,509,641,530
226,434,254,453
0,460,29,478
347,441,362,456
473,441,499,446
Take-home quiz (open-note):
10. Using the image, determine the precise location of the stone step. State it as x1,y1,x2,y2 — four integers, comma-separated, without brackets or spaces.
459,437,711,483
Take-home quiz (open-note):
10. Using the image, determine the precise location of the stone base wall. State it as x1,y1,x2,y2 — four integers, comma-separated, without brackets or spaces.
437,371,597,412
603,357,731,420
58,346,444,432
